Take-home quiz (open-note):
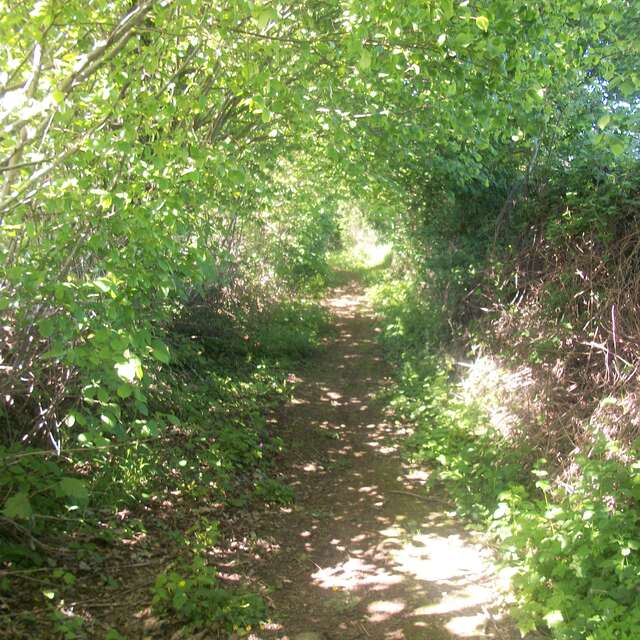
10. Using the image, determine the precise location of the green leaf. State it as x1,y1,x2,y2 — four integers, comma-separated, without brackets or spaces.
63,572,76,585
38,317,55,338
440,0,454,21
619,79,635,98
3,492,33,520
117,384,133,399
173,589,188,610
543,610,564,628
358,49,372,71
58,477,89,502
597,114,611,129
151,341,171,364
610,139,626,156
93,278,112,293
254,7,277,30
115,356,143,382
476,16,489,32
137,402,149,416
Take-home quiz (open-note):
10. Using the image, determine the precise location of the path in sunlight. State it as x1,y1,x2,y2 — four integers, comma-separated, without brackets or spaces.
238,277,518,640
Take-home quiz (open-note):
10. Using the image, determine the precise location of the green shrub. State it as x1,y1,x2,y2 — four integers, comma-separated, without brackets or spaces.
252,301,329,361
374,278,640,639
254,477,295,505
152,556,267,634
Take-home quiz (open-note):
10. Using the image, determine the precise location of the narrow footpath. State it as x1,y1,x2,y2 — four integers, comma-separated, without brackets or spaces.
239,278,518,640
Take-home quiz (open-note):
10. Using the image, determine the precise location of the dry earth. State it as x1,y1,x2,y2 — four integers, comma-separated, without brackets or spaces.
237,278,519,640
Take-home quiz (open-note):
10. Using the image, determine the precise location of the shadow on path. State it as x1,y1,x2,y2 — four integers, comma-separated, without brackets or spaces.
239,279,518,640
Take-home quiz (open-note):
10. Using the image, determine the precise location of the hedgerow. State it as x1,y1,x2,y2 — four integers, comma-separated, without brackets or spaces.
2,0,640,635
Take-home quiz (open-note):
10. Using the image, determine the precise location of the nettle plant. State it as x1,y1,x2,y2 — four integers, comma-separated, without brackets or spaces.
375,280,640,639
492,449,640,640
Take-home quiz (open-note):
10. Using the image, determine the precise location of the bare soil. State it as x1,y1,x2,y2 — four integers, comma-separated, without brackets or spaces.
238,278,518,640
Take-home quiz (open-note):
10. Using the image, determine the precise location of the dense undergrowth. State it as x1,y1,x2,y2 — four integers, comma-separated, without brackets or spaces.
363,35,640,631
368,112,640,640
1,290,328,638
3,0,640,637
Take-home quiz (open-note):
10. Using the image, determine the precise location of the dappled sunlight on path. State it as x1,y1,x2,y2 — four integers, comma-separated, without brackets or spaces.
243,279,517,640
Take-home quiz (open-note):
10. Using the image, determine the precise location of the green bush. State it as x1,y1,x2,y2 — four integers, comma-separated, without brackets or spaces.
374,278,640,639
152,556,267,634
252,301,330,361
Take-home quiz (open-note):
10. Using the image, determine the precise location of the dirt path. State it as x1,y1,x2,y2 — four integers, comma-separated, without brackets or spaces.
240,279,517,640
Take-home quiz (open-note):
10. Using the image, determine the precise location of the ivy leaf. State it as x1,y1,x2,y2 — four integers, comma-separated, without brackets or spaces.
3,492,33,520
476,16,489,32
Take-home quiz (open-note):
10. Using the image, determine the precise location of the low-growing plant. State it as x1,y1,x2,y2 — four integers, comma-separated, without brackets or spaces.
492,447,640,639
374,276,640,639
184,519,220,554
253,477,295,505
151,556,267,634
48,608,85,640
252,301,330,362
